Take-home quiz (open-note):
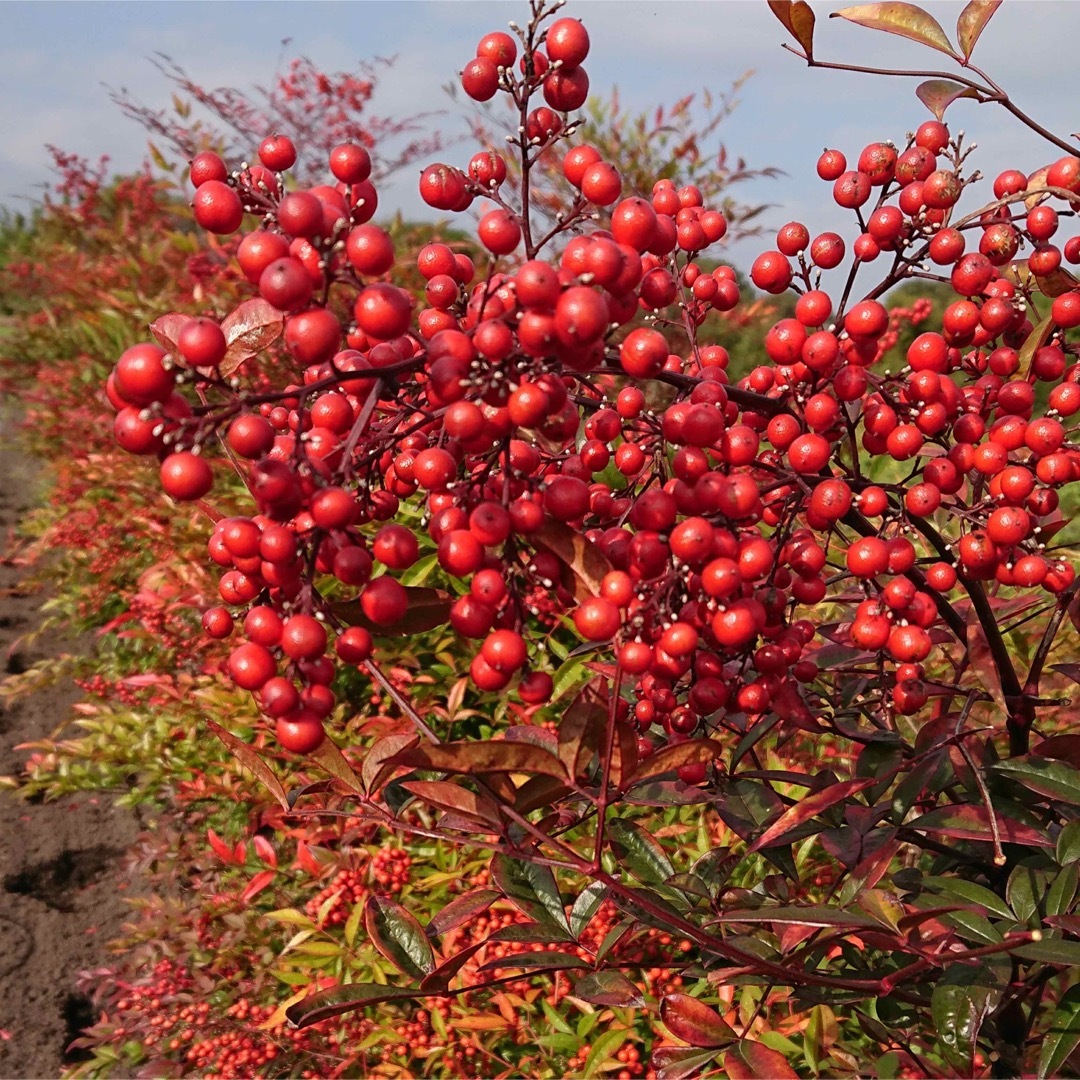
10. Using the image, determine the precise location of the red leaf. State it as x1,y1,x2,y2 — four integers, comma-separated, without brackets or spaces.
296,840,323,876
532,519,612,601
767,0,816,58
723,1039,799,1079
966,605,1004,711
286,984,421,1028
831,3,958,57
219,298,284,377
149,312,190,358
557,683,608,783
956,0,1001,59
207,720,290,810
207,828,241,865
241,869,275,904
425,889,500,939
310,736,364,795
626,738,725,788
749,777,878,852
398,780,501,827
915,79,980,121
253,835,278,867
334,587,451,635
388,739,568,780
909,804,1053,847
661,993,738,1048
362,732,420,796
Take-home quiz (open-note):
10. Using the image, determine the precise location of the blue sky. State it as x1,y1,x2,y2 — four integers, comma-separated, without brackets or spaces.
4,1,1079,270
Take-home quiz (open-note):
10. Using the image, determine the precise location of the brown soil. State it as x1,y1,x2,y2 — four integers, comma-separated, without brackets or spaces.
0,440,139,1079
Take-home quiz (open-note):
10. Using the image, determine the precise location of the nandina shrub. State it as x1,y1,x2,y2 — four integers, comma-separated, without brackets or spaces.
93,0,1080,1074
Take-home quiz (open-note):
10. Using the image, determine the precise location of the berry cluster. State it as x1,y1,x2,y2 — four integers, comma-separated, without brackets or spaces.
107,0,1080,772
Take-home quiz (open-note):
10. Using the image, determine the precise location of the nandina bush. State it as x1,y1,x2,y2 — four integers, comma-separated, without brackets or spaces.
95,0,1080,1074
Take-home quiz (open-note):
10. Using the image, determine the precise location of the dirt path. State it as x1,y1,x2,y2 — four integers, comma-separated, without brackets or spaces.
0,437,139,1079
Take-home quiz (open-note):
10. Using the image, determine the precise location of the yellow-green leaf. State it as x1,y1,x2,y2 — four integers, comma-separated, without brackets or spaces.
956,0,1001,60
916,79,980,122
832,3,958,57
768,1,816,58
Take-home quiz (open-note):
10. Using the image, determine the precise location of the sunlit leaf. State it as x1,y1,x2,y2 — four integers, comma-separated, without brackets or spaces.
148,312,189,358
558,685,607,783
361,732,419,796
207,720,290,810
956,0,1001,59
571,881,607,939
767,0,816,58
625,738,725,787
388,739,567,780
749,777,877,851
915,79,980,121
310,736,364,795
425,889,500,939
651,1045,722,1080
363,895,435,979
909,804,1053,847
661,993,738,1048
286,983,420,1028
478,950,589,973
831,3,958,57
219,298,284,377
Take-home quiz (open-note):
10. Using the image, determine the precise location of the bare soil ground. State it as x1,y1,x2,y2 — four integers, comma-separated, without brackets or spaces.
0,440,139,1079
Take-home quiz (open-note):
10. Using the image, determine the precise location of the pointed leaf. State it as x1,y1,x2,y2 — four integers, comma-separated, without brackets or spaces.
310,736,364,795
363,895,435,979
558,687,608,782
1039,983,1080,1079
932,967,999,1074
916,79,981,121
571,881,607,939
749,777,877,852
219,298,284,377
241,869,276,904
419,940,485,992
490,853,571,934
956,0,1000,59
478,950,589,974
651,1046,722,1080
856,889,906,931
723,1039,799,1079
966,605,1005,712
335,587,451,636
285,983,420,1028
398,780,501,827
992,756,1080,807
532,519,612,601
661,993,738,1048
149,313,190,359
712,905,879,929
574,971,645,1008
832,3,957,56
515,774,574,814
388,739,567,780
768,0,816,58
361,732,419,796
425,889,499,939
909,804,1053,847
608,818,674,886
207,720,290,810
582,1026,628,1079
921,875,1015,920
626,738,725,787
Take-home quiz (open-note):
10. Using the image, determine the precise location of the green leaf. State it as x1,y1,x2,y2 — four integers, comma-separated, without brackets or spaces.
285,983,421,1028
570,881,607,939
921,876,1015,921
608,818,675,887
831,3,958,57
363,896,435,980
661,993,738,1048
1047,864,1079,918
931,966,1000,1074
1007,864,1048,927
575,971,645,1008
583,1028,628,1079
915,79,981,121
1013,939,1080,966
767,0,816,59
490,853,572,935
1058,821,1080,866
1038,984,1080,1079
993,756,1080,807
956,0,1001,59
